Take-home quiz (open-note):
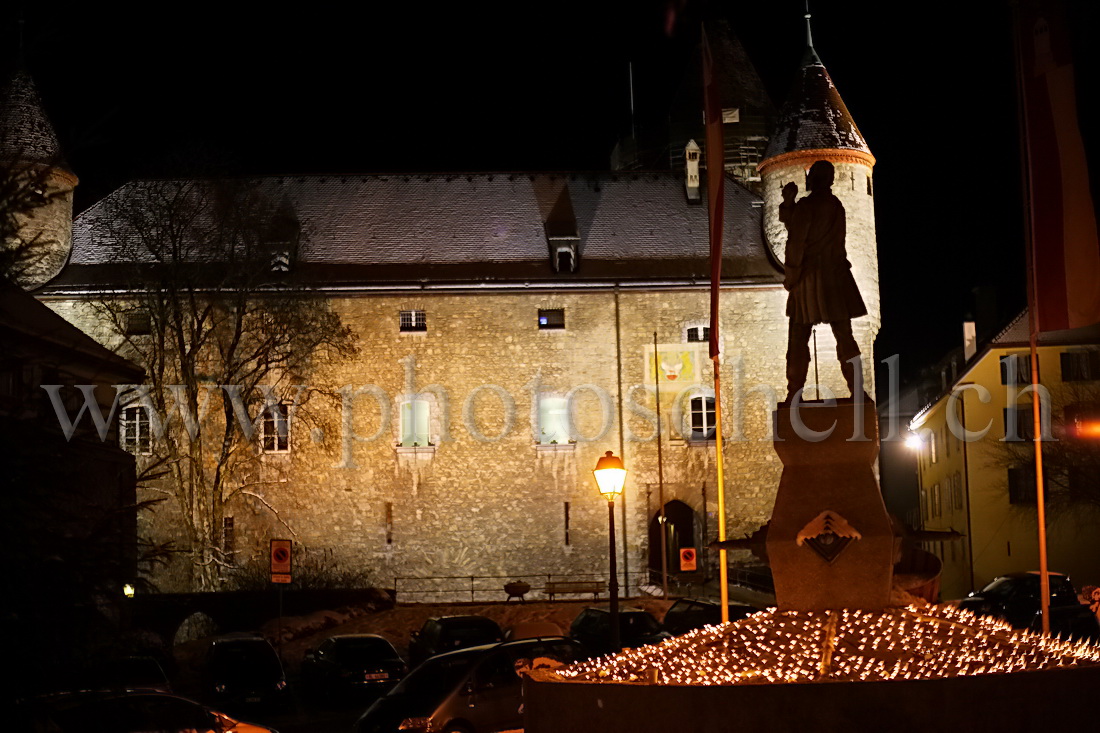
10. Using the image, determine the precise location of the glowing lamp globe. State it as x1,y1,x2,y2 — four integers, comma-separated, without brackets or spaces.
593,451,626,498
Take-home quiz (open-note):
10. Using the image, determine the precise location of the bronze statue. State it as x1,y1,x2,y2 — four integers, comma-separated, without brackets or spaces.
780,160,867,401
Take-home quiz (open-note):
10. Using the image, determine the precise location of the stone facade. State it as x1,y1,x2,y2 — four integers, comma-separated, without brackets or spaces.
48,284,875,595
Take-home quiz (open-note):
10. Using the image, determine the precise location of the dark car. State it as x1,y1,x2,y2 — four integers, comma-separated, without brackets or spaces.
407,615,504,668
301,634,407,699
203,635,289,711
958,571,1100,642
86,655,174,694
569,605,671,658
662,597,759,636
20,690,278,732
354,636,585,733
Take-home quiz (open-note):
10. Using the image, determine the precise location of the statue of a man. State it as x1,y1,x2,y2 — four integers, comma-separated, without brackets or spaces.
780,160,867,401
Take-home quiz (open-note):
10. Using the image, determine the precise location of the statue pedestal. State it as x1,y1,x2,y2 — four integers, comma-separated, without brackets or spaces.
766,399,894,611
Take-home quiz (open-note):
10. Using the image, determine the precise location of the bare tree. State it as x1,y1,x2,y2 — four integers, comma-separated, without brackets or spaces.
993,379,1100,516
90,178,357,590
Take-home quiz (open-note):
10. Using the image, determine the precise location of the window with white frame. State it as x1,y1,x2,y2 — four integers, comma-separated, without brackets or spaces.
262,403,290,453
538,396,570,444
400,399,431,446
689,396,716,441
400,310,427,332
685,325,710,343
120,405,152,455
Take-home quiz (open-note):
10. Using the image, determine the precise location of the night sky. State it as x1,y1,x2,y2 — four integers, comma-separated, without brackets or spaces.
3,1,1039,383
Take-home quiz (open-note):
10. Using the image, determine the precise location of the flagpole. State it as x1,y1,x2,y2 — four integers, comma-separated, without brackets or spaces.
1014,4,1050,635
654,332,669,600
702,23,730,623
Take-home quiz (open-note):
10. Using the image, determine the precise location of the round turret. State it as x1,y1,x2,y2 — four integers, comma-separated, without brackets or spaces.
0,70,78,289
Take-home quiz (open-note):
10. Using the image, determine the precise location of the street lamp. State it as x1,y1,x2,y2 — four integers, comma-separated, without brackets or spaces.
594,450,625,653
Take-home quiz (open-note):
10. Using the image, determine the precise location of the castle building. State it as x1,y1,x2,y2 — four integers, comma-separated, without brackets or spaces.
8,34,882,596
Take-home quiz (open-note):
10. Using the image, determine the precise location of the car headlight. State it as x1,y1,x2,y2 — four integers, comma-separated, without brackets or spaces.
398,717,434,731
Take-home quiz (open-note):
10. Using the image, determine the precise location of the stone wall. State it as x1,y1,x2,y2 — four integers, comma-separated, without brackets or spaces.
47,283,878,595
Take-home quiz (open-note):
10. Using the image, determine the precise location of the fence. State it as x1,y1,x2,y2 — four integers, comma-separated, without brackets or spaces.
393,571,651,604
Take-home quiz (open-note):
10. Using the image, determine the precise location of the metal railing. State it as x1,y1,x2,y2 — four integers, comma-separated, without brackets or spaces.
393,571,650,604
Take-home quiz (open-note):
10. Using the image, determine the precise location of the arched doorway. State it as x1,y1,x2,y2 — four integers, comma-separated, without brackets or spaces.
648,500,697,577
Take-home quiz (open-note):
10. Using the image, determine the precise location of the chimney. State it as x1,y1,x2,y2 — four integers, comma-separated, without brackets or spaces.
684,140,701,202
963,321,977,361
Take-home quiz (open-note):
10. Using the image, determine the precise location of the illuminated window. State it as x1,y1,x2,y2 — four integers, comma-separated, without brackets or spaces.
689,396,716,441
262,403,290,453
538,396,570,444
400,399,430,446
120,406,152,455
538,309,565,330
400,310,426,332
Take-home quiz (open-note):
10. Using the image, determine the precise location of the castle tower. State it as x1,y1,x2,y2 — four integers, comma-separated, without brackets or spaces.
757,21,879,389
0,70,78,289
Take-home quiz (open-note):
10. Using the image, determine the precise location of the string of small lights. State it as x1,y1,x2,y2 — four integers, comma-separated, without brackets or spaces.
553,605,1100,686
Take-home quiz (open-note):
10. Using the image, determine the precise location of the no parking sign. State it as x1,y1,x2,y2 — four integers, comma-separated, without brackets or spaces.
679,547,697,572
270,539,292,584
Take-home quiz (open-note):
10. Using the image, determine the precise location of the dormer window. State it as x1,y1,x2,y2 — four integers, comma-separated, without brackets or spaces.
684,140,701,203
270,248,292,272
554,244,576,273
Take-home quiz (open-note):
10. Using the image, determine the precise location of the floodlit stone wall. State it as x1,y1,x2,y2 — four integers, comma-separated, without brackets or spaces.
47,284,877,595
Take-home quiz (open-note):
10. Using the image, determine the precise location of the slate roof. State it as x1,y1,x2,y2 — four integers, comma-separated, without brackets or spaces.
57,172,781,289
0,70,68,170
762,50,870,161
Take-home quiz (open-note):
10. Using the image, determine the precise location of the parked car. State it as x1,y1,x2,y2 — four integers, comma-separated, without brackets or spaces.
87,655,174,694
20,690,278,732
301,634,407,699
505,620,563,640
407,615,504,668
203,634,289,711
958,571,1100,642
661,597,759,636
569,605,671,658
353,636,585,733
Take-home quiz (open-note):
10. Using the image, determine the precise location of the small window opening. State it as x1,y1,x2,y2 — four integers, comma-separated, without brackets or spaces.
538,309,565,330
400,310,427,332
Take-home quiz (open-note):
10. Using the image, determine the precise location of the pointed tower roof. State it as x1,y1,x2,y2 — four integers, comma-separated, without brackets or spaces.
761,25,870,164
0,70,69,171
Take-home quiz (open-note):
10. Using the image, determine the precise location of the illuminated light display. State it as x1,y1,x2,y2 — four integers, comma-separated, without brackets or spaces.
552,605,1100,685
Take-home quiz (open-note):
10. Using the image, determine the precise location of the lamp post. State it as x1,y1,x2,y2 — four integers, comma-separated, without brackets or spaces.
594,450,626,653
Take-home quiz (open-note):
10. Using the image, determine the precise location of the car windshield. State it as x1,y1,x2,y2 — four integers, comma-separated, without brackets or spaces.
979,577,1018,599
391,653,478,700
332,638,399,665
441,621,501,647
621,613,661,635
210,643,282,681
